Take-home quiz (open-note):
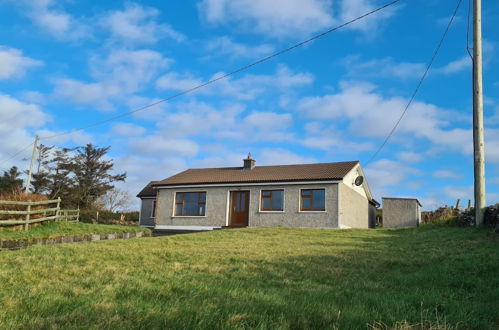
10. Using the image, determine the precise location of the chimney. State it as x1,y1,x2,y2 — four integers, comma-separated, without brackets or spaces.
243,153,256,170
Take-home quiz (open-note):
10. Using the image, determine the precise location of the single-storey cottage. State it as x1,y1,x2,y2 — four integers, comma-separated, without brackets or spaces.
137,156,379,230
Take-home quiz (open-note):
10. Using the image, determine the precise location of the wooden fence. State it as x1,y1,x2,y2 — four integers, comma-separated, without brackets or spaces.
58,209,80,222
0,198,79,231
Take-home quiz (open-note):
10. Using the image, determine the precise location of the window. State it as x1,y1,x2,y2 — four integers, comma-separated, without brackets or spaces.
260,190,284,211
300,189,325,211
151,200,157,218
175,192,206,216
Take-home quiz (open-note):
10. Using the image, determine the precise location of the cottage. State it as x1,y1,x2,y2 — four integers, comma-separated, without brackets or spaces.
137,156,379,230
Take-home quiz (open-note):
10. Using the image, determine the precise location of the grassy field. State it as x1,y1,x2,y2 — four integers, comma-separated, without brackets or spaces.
0,226,497,329
0,221,147,240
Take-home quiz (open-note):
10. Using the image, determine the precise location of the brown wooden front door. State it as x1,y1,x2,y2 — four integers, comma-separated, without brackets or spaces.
229,191,249,227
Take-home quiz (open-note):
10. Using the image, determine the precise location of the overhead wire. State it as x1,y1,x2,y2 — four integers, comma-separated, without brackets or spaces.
365,0,463,166
38,0,401,141
0,142,34,170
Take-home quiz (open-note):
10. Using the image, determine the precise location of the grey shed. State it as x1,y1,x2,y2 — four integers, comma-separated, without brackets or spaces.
382,197,422,228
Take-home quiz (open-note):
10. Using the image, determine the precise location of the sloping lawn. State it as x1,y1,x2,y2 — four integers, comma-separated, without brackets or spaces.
0,221,147,240
0,226,497,329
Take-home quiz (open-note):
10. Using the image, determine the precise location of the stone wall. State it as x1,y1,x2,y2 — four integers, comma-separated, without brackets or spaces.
0,230,151,251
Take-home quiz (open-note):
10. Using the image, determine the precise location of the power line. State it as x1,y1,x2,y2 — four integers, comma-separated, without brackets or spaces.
39,0,401,141
365,0,463,166
0,142,34,169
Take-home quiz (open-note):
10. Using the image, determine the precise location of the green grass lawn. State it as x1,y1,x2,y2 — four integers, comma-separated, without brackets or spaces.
0,221,148,240
0,226,497,329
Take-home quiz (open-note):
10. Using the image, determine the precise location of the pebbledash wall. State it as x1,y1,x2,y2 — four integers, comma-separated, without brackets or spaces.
139,198,155,227
154,182,372,229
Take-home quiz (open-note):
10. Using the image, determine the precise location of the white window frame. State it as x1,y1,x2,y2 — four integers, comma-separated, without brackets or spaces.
299,188,327,213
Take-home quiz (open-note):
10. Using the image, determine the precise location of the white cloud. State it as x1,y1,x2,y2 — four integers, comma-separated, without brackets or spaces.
204,36,274,59
53,79,119,110
432,169,462,179
0,94,50,166
258,148,316,165
113,154,187,208
396,151,423,163
343,56,425,80
127,96,170,121
156,73,203,91
210,65,314,99
90,49,172,92
111,123,146,137
14,0,88,40
339,0,398,34
485,128,499,164
0,46,42,79
54,49,171,110
300,123,373,153
364,159,422,198
154,100,293,142
296,81,472,154
131,136,199,158
442,185,473,201
156,101,244,138
343,55,471,81
35,129,92,146
20,91,46,104
101,3,184,45
156,65,314,100
436,56,471,75
198,0,335,38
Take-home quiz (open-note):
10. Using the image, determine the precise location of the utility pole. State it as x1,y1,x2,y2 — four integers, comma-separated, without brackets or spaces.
473,0,486,226
24,135,38,194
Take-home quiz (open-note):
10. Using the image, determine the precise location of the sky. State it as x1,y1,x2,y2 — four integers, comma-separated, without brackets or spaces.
0,0,498,210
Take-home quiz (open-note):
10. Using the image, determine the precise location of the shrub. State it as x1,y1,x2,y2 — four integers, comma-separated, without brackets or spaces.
423,204,499,229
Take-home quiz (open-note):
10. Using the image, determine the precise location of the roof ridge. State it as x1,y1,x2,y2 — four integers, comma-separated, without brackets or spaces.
184,160,359,171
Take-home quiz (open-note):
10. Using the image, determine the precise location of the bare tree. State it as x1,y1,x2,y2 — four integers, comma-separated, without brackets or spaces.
95,188,133,212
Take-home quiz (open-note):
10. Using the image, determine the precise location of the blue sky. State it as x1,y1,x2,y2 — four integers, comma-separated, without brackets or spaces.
0,0,498,210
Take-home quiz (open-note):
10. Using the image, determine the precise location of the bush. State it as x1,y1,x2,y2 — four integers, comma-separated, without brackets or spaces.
423,204,499,230
421,207,460,224
79,210,139,226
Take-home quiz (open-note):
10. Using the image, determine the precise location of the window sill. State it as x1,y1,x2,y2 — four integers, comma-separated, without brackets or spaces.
258,211,285,213
299,211,327,213
171,216,207,218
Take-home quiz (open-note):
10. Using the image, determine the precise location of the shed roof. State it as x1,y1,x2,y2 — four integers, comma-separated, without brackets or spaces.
153,161,359,187
382,197,422,207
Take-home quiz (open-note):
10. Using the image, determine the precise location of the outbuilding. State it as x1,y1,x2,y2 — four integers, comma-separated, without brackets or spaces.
382,197,422,228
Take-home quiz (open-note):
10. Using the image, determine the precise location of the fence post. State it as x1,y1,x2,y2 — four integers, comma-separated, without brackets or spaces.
77,208,80,222
56,197,61,221
24,200,31,231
